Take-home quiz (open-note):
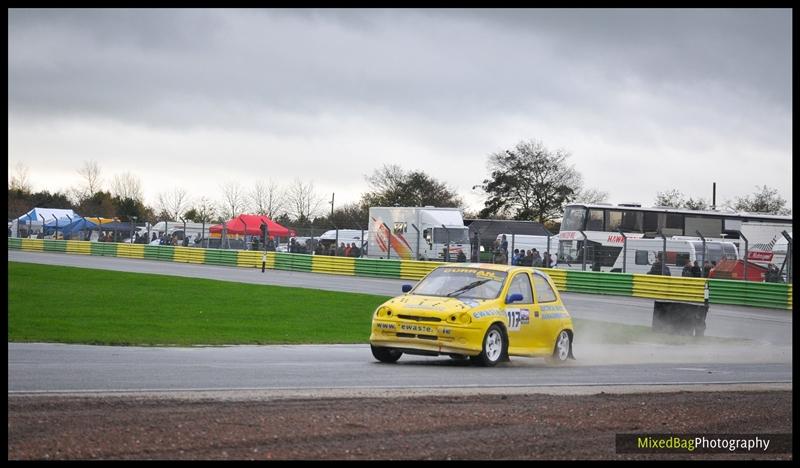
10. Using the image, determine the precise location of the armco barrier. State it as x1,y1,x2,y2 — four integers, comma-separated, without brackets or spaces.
7,238,792,309
203,248,239,267
236,250,264,268
632,274,705,302
66,240,91,255
173,246,205,264
539,267,567,290
313,255,356,276
400,259,441,280
116,243,145,259
90,242,117,257
566,270,633,296
708,279,790,309
273,252,312,272
355,257,401,278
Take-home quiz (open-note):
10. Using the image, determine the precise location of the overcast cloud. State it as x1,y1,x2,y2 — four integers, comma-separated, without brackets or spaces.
8,8,792,214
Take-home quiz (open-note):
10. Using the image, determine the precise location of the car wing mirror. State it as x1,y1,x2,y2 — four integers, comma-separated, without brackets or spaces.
506,293,523,304
402,284,413,293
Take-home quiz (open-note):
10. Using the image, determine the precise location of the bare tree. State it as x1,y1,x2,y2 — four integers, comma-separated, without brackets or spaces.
726,185,791,215
573,187,609,204
9,162,32,193
250,180,285,218
219,181,248,219
285,178,324,223
76,160,103,199
111,172,144,202
157,188,190,220
184,196,217,223
195,196,217,223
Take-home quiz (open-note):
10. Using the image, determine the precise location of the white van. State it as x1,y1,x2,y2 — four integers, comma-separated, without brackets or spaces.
138,221,210,242
610,238,739,275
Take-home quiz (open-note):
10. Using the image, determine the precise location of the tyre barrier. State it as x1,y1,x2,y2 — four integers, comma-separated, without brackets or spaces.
7,238,792,310
652,300,708,336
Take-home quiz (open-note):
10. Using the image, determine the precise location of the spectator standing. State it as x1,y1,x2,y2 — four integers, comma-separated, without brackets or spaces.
344,243,352,257
337,242,346,257
531,249,543,267
456,249,467,262
500,235,509,263
648,253,671,275
702,261,712,278
691,261,702,277
681,261,693,277
511,249,521,265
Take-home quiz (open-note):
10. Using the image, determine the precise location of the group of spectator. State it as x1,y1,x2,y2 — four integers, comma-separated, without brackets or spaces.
649,254,717,277
510,248,553,268
291,239,363,257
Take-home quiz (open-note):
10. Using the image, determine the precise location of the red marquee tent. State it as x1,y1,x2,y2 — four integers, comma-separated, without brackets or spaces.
209,214,295,238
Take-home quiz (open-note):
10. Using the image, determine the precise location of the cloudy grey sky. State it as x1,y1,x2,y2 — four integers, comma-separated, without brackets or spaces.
8,8,793,214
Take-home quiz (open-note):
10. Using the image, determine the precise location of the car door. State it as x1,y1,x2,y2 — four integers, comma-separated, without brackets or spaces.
504,271,540,355
532,272,567,350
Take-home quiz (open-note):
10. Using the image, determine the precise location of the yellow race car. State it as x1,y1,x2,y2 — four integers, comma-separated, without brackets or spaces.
370,264,575,366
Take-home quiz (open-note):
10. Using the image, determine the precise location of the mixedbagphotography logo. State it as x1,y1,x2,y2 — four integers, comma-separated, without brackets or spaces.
616,434,792,454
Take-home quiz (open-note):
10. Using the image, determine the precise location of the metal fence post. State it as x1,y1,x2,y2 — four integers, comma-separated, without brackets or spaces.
619,229,627,273
781,230,792,283
579,230,587,271
442,224,450,262
510,233,515,266
738,231,748,281
696,230,707,277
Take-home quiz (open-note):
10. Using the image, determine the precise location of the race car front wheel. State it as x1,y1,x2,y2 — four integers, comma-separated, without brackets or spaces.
472,324,506,367
371,345,403,363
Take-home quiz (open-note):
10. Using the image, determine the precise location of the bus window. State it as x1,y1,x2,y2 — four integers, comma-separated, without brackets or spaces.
562,206,586,231
643,212,659,233
587,209,604,231
621,211,643,232
663,213,684,236
605,210,622,232
685,216,722,238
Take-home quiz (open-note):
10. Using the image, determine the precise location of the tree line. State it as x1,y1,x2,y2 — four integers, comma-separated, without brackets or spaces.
8,139,791,230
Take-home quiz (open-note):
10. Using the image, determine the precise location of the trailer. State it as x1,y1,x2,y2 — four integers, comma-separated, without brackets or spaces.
367,207,469,261
609,238,739,275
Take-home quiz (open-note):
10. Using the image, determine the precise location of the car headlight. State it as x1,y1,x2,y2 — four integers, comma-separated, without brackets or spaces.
375,306,393,317
458,312,471,324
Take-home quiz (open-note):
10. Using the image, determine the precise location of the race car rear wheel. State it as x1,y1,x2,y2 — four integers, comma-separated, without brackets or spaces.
371,345,403,363
472,324,506,367
546,330,572,364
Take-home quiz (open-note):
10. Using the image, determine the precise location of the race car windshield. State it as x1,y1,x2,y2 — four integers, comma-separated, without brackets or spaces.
412,268,507,300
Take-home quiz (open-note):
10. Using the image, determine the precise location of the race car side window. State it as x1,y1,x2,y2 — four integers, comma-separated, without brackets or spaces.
533,274,558,303
508,273,533,303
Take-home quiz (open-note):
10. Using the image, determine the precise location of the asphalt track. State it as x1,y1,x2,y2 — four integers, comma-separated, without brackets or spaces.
7,250,793,396
7,343,792,395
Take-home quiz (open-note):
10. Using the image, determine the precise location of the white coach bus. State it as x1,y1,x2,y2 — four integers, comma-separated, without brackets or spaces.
556,203,791,272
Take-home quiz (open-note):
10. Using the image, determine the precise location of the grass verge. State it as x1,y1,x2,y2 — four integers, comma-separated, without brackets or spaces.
9,261,390,345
